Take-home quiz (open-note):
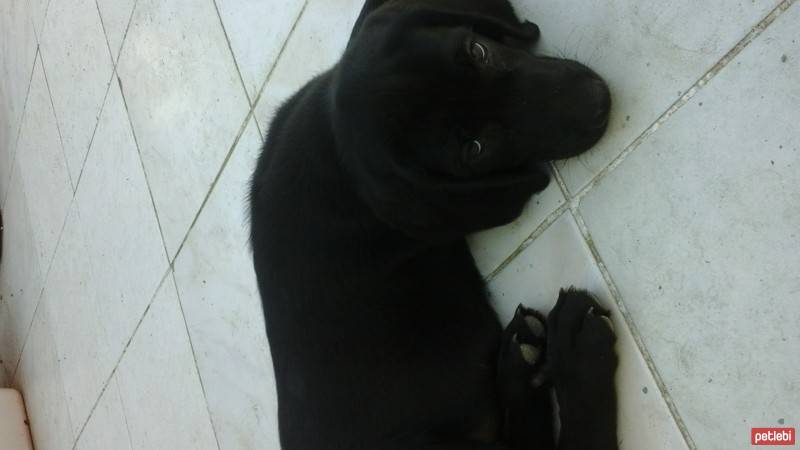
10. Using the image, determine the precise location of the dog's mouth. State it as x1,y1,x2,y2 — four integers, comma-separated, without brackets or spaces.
423,160,546,190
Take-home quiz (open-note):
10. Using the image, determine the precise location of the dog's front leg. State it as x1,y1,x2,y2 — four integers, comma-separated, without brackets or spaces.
497,305,556,449
547,289,619,450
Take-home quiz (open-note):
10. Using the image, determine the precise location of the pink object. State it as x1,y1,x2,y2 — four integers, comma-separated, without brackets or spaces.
0,389,34,450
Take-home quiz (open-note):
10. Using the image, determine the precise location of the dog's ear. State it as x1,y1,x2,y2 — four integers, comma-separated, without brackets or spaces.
349,0,392,44
397,8,540,43
348,1,540,48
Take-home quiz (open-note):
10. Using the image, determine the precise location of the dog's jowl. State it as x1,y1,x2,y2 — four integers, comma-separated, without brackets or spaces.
250,1,617,449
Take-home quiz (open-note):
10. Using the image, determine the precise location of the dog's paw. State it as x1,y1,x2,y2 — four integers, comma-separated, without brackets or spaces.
498,305,549,393
546,288,617,385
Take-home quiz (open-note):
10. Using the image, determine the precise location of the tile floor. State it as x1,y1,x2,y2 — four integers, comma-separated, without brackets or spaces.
0,0,797,449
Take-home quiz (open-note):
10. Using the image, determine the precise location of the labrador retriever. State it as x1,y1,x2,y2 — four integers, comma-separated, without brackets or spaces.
250,1,617,449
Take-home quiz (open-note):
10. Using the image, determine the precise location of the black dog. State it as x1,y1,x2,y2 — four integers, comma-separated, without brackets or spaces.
250,1,617,448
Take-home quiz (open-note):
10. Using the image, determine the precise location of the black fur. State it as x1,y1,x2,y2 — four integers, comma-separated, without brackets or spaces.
250,1,616,448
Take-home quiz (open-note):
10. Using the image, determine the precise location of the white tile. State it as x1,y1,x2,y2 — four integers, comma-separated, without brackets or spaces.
75,377,132,450
117,0,251,259
41,205,105,436
0,168,45,373
0,0,37,200
75,79,168,327
509,0,782,193
173,118,280,450
28,0,50,38
13,55,73,271
45,81,169,435
254,0,363,130
216,0,306,100
77,279,217,450
489,213,688,450
14,304,74,450
114,276,219,450
579,6,800,449
468,179,565,276
1,54,63,381
95,0,136,63
39,0,114,183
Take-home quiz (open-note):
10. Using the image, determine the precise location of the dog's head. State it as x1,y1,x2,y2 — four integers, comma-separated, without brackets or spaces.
332,0,611,240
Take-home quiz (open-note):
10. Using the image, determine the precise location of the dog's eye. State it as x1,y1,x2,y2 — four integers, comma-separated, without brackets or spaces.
469,41,489,64
463,140,484,160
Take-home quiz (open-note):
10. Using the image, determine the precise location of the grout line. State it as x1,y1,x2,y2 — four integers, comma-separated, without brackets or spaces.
253,113,264,139
168,109,254,262
113,376,136,450
71,71,115,192
30,0,53,43
549,160,572,203
10,195,77,381
110,0,140,67
9,285,77,441
53,0,120,195
69,268,172,450
484,202,570,283
481,162,572,282
10,288,42,383
248,0,309,119
211,0,255,106
168,0,309,265
92,0,118,68
245,0,309,142
36,49,76,192
116,73,173,265
110,0,174,263
568,208,698,450
1,45,39,210
170,270,223,450
571,0,796,205
69,0,135,192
